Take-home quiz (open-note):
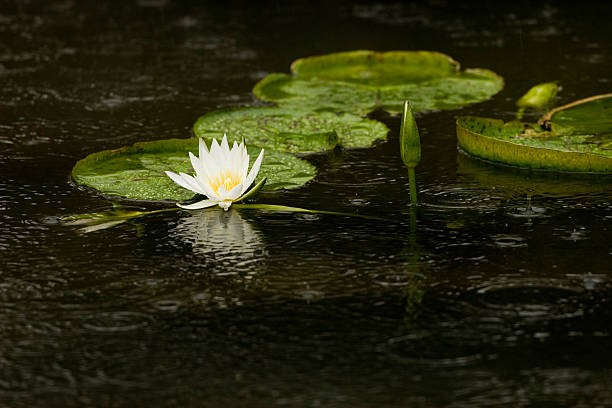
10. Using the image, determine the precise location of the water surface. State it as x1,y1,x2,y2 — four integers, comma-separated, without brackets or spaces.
1,1,612,406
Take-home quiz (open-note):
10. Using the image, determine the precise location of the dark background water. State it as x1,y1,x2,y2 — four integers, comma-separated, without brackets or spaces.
1,1,612,406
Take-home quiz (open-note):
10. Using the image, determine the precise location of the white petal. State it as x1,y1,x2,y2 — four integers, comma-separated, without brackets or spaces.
240,153,249,189
196,150,218,182
185,156,218,199
243,148,264,193
225,183,243,201
221,134,230,153
165,171,204,195
189,152,205,179
198,138,209,158
238,144,249,184
195,140,214,177
209,137,228,170
216,183,241,201
177,199,218,210
200,180,220,201
220,135,232,167
210,138,221,157
197,140,225,179
178,172,208,195
230,140,242,173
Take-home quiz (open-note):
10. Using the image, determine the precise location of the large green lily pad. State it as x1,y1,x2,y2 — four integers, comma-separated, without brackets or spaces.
193,105,389,153
456,115,612,173
72,138,316,201
253,50,504,115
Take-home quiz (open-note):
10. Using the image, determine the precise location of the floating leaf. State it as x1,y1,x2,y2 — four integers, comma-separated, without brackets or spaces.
251,74,377,116
378,69,504,114
291,50,459,85
193,105,388,152
541,93,612,137
62,207,178,233
72,138,316,201
456,116,612,173
254,50,504,115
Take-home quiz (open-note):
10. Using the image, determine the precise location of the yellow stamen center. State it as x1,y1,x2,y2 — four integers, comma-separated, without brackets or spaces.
209,170,241,195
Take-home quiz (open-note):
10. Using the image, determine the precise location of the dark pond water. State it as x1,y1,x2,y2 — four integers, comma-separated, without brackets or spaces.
2,1,612,406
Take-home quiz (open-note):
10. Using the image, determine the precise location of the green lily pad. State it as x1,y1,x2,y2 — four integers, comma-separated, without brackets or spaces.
456,116,612,173
541,93,612,137
193,105,389,152
72,138,316,201
253,50,504,115
251,74,377,116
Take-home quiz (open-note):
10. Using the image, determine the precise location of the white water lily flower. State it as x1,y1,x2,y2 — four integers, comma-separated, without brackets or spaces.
165,135,265,211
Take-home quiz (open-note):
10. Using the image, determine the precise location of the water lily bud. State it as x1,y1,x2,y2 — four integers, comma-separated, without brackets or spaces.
516,82,559,108
400,100,421,168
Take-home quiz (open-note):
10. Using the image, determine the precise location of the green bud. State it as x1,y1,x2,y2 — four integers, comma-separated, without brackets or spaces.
399,100,421,168
516,82,559,109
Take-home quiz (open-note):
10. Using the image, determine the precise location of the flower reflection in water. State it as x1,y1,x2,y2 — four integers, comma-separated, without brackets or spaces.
170,209,266,278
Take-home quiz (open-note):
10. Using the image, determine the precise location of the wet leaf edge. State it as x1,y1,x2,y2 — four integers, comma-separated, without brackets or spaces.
290,50,461,82
456,117,612,174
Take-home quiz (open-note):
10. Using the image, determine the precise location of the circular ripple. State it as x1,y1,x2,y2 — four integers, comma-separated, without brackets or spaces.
491,234,527,248
83,311,152,332
506,204,547,218
371,271,425,288
471,279,584,321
